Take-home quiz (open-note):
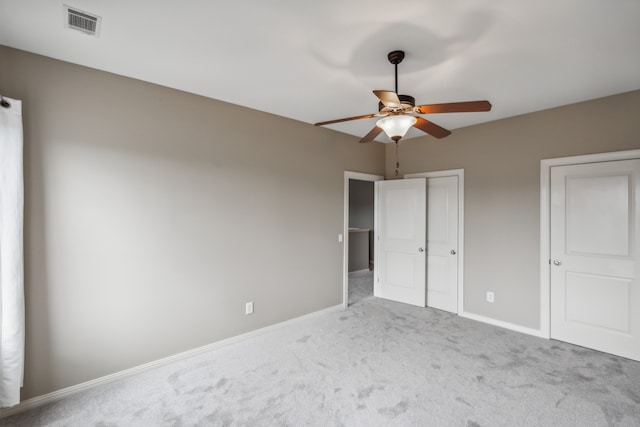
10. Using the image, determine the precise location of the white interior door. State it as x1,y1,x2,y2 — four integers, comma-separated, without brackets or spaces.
550,159,640,361
426,176,459,313
375,179,426,307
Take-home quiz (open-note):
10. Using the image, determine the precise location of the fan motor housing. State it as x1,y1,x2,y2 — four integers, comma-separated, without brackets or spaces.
379,94,415,113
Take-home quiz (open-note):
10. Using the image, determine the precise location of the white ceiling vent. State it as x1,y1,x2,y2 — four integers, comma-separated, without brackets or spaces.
64,5,101,36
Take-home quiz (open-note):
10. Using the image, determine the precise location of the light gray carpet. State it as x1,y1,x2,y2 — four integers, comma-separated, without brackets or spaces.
3,271,640,426
348,269,374,306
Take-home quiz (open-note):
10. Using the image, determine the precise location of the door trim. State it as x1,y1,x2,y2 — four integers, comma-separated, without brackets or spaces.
540,149,640,339
405,169,464,314
343,171,384,308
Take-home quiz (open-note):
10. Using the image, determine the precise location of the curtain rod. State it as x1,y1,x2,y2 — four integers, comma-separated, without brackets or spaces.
0,95,11,108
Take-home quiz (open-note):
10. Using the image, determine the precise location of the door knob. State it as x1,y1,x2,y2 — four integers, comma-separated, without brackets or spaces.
450,250,456,255
553,260,561,266
418,248,424,252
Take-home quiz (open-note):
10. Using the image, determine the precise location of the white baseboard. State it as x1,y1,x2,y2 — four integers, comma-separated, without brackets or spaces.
459,311,547,339
0,304,343,419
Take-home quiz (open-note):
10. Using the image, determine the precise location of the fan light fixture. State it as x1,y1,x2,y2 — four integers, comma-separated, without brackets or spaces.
376,115,417,142
314,50,492,175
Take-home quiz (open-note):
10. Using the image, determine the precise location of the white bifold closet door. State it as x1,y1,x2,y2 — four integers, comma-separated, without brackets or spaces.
375,179,426,307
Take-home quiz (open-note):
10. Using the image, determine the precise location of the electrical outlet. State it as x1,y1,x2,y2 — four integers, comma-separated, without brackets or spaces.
245,301,254,315
486,292,495,303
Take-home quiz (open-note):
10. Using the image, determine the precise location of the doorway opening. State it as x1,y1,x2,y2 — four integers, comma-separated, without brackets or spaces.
348,179,374,305
343,172,383,308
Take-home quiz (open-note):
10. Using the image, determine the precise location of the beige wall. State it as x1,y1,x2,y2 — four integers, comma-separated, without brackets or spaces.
348,179,375,269
386,90,640,329
0,45,385,400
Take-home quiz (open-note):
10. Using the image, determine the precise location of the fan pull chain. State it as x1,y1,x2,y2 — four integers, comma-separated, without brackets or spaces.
394,141,400,177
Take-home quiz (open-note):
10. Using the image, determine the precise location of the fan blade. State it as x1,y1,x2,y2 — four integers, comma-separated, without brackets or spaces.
416,100,492,114
413,116,451,139
314,113,377,126
373,90,402,108
360,126,383,143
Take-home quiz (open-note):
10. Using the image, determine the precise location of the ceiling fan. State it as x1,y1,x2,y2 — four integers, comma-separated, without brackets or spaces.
314,50,492,144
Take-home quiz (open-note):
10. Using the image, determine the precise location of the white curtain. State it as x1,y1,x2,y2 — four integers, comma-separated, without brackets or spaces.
0,96,25,408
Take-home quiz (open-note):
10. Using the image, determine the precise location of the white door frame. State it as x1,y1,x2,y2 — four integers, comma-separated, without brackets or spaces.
343,171,384,308
540,149,640,339
405,169,465,314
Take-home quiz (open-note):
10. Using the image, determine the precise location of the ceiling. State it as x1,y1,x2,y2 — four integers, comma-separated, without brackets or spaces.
1,0,639,142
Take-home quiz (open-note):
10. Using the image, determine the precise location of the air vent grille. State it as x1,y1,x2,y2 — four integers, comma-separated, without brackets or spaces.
64,5,101,36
